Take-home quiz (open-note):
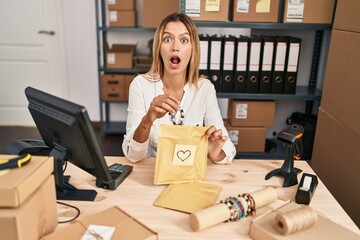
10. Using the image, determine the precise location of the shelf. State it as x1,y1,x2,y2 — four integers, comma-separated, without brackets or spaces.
235,139,285,160
217,86,322,101
98,23,332,32
99,67,147,74
99,27,156,32
193,22,332,30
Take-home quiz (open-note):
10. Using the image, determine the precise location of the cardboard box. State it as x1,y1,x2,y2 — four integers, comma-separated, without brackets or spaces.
43,206,157,240
0,175,58,240
312,108,360,228
107,0,135,11
249,201,360,239
187,0,230,22
232,0,280,23
227,100,275,127
0,154,53,208
225,120,266,152
101,74,126,102
320,30,360,136
333,0,360,34
142,0,179,28
134,55,152,72
108,10,136,27
283,0,336,24
106,43,136,69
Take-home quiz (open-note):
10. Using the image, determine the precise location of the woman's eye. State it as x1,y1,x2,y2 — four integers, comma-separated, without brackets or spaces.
163,36,172,43
180,38,189,44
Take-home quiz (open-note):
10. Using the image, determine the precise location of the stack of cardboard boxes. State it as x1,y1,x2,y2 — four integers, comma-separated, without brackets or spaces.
101,74,135,102
0,155,58,240
107,0,135,27
226,100,275,153
312,0,360,228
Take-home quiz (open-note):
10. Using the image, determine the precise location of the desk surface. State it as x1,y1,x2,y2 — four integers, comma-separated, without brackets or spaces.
57,158,359,239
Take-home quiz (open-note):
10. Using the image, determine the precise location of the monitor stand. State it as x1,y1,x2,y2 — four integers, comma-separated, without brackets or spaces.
51,145,97,201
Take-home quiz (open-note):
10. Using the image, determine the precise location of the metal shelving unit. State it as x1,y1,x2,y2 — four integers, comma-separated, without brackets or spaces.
95,0,331,159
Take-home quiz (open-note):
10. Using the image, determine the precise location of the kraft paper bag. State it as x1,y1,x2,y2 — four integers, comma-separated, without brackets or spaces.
153,182,222,213
154,125,209,185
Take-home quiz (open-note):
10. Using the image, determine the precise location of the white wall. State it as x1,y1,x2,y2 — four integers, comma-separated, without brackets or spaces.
61,1,330,137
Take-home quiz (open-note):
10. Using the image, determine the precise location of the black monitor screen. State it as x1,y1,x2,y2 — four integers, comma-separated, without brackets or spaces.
25,86,113,201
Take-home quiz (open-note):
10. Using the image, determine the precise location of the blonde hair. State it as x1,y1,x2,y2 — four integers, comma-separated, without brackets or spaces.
145,13,200,86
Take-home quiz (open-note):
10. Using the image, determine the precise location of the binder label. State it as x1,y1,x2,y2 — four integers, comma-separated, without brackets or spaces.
210,41,221,70
286,0,305,22
185,0,201,17
249,42,261,71
224,41,235,71
235,103,248,119
275,42,287,71
262,42,274,71
200,41,208,70
236,0,250,13
237,42,248,71
287,43,300,72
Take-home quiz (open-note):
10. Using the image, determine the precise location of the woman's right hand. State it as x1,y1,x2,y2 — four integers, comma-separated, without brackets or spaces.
144,94,180,124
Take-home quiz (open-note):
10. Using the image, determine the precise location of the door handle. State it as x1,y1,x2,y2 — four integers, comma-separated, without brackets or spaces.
38,30,55,36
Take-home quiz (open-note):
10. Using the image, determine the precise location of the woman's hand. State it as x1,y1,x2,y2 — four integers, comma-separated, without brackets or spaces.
144,94,180,124
205,125,227,163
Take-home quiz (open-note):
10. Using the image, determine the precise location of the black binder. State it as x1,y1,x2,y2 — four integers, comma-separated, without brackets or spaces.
234,35,249,93
246,36,262,93
284,37,301,94
259,36,275,93
271,36,288,94
199,34,210,78
221,35,236,92
208,35,223,92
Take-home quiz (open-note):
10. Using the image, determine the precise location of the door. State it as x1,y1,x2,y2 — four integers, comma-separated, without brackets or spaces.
0,0,68,125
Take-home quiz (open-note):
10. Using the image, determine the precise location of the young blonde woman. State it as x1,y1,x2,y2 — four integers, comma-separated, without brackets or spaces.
122,13,236,164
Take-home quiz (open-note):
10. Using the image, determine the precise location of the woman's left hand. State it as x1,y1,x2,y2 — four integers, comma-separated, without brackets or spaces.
205,125,227,162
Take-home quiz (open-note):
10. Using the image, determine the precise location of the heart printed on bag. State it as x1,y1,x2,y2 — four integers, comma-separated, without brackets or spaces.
172,144,197,166
177,150,191,162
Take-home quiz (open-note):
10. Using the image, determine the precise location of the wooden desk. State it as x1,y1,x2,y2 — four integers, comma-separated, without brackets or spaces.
57,158,359,239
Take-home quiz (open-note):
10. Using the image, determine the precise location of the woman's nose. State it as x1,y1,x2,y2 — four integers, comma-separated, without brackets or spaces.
172,41,180,52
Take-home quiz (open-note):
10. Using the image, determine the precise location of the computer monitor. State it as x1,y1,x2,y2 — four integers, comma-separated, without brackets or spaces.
25,86,120,201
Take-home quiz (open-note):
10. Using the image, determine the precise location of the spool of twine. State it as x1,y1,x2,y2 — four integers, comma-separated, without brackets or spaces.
274,205,318,235
189,187,277,232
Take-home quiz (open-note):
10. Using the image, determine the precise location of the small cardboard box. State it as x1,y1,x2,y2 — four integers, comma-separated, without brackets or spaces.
107,0,135,11
283,0,336,24
232,0,280,23
249,201,360,239
333,0,360,33
142,0,179,28
0,154,53,208
101,74,126,102
108,10,136,27
225,121,266,152
228,100,275,127
187,0,230,22
106,43,136,69
43,206,157,240
0,175,58,240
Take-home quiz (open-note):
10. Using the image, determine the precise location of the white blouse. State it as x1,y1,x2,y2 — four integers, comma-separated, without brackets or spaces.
122,74,236,164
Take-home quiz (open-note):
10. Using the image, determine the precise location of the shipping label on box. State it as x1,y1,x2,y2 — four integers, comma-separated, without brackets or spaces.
235,103,248,119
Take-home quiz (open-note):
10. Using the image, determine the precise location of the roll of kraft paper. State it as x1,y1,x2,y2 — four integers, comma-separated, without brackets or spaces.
190,187,277,232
